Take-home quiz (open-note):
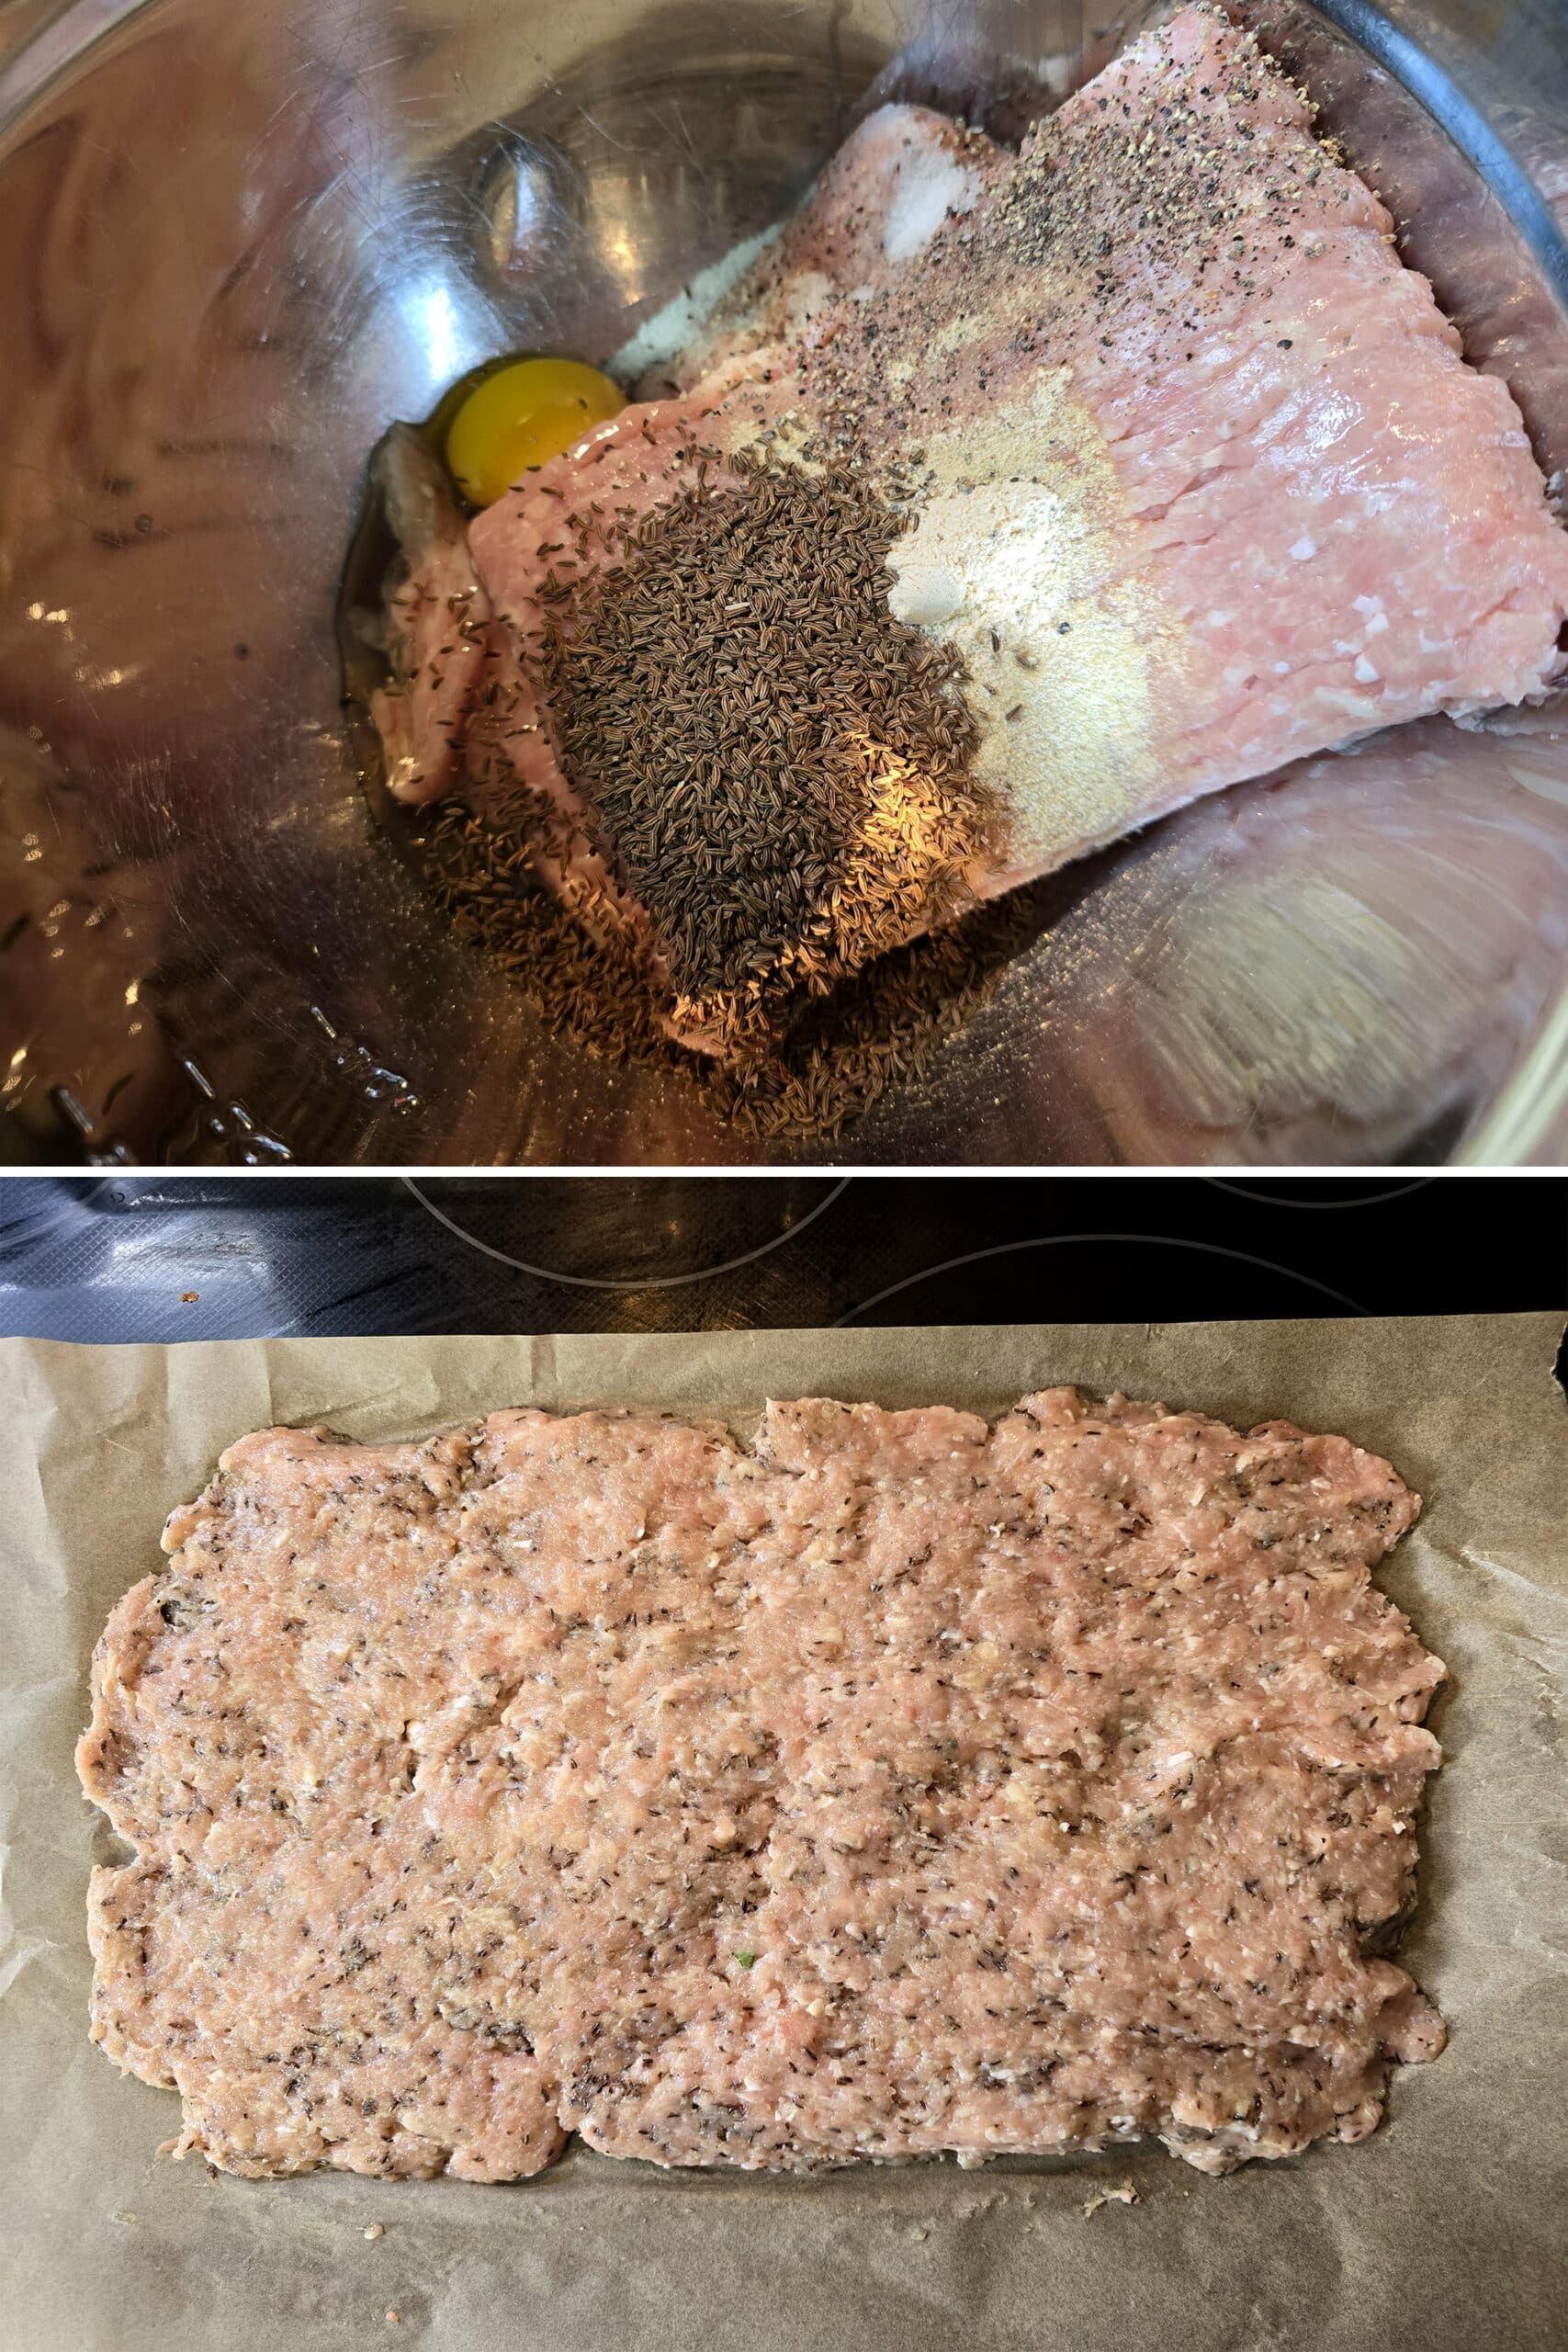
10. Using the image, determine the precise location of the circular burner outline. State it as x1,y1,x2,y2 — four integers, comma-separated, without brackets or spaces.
834,1232,1368,1326
1203,1179,1437,1209
403,1174,852,1290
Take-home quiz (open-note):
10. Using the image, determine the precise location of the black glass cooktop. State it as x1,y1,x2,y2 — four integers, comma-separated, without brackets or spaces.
0,1175,1561,1342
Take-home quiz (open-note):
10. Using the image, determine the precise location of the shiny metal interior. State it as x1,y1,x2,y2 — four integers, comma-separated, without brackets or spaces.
1,0,1566,1165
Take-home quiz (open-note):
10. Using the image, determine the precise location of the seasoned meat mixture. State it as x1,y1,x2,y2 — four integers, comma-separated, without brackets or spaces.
369,0,1568,1053
78,1389,1446,2181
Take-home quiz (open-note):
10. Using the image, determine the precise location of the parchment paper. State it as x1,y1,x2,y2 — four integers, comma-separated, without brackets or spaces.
3,1316,1564,2352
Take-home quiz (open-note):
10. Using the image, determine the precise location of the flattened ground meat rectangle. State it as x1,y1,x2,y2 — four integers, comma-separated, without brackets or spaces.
77,1388,1446,2181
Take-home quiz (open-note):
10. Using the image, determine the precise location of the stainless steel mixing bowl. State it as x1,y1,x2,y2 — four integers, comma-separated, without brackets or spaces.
2,0,1567,1165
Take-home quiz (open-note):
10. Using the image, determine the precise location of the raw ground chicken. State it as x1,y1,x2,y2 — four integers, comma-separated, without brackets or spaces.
79,1388,1446,2182
367,1,1568,1054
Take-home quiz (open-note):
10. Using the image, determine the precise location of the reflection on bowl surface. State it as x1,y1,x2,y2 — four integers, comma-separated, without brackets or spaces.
1,0,1567,1164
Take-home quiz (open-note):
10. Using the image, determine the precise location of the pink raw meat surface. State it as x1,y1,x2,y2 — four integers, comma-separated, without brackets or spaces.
368,2,1568,1047
79,1388,1445,2183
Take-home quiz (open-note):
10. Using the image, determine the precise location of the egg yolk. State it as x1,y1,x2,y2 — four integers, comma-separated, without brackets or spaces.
445,356,625,507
